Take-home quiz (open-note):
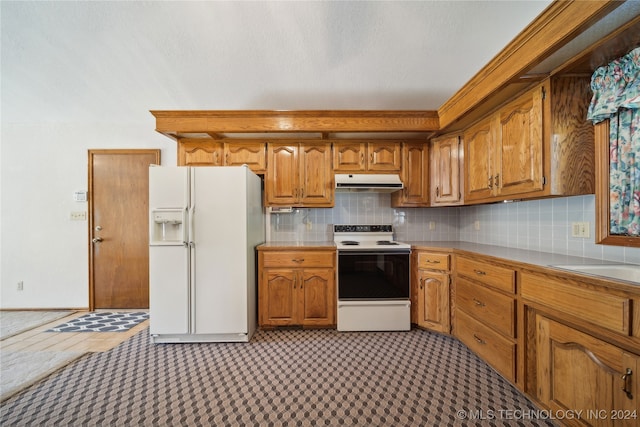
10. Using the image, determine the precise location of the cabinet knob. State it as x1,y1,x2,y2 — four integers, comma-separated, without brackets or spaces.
473,298,486,307
474,269,487,276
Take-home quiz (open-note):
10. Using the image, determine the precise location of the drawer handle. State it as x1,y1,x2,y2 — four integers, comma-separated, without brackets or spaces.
473,298,485,307
474,269,486,276
292,258,305,263
425,259,441,264
473,334,486,345
621,368,633,399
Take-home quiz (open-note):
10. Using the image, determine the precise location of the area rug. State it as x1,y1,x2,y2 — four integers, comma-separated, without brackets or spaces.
46,312,148,332
0,311,75,340
0,350,86,402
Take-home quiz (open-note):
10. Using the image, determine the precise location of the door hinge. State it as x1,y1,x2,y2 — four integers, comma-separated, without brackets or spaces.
541,86,546,100
542,176,546,185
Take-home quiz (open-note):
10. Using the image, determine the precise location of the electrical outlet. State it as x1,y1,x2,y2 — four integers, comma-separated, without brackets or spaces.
70,211,87,221
429,221,436,230
474,220,480,231
571,222,590,238
17,281,23,291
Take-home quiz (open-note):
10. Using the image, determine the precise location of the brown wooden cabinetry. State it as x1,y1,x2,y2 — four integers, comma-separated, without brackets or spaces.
223,141,266,173
412,251,450,333
454,255,518,383
463,76,594,204
266,142,334,207
333,141,401,172
430,134,462,206
392,142,429,207
178,138,223,166
535,315,639,427
258,249,336,327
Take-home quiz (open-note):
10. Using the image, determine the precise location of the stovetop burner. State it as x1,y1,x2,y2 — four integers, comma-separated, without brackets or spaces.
376,240,399,245
341,241,360,246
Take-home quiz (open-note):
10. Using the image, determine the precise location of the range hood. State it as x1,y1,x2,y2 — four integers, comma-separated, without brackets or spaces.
335,174,403,193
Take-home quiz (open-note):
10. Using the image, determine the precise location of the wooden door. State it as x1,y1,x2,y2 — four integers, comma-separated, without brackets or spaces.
431,135,461,205
368,142,401,171
89,149,160,309
536,315,639,427
393,142,429,206
464,117,494,201
299,143,334,206
260,269,297,326
266,143,298,205
495,87,544,197
299,269,335,326
417,270,450,333
333,142,366,172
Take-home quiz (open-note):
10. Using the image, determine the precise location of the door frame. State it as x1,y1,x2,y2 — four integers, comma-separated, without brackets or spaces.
87,149,161,310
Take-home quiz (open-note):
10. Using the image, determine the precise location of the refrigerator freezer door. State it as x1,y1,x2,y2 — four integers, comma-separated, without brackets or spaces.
149,166,191,336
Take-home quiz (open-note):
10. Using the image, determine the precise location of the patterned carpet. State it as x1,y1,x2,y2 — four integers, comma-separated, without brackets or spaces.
0,328,555,426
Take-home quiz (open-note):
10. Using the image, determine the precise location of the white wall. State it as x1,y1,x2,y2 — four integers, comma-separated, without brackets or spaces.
0,122,174,308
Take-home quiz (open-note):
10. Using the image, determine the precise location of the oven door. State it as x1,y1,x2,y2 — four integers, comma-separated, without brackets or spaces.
337,250,410,300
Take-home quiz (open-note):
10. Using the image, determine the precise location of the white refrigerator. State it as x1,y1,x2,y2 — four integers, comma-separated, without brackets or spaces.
148,166,264,343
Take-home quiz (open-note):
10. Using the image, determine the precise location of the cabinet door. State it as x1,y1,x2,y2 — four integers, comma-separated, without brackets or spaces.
495,87,544,197
464,117,494,201
299,269,335,326
260,269,297,326
536,315,639,426
368,142,401,171
333,142,366,172
224,142,266,173
299,143,334,206
178,140,223,166
431,135,461,205
417,270,450,333
266,143,298,205
393,142,429,207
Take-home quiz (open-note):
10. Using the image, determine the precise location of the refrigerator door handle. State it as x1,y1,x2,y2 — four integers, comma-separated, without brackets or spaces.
182,207,189,247
188,205,195,247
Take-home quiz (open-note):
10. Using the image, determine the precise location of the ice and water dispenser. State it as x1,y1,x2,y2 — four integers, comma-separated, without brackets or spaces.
150,209,184,245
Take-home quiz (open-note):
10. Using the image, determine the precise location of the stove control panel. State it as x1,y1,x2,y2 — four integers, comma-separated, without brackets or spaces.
334,225,392,233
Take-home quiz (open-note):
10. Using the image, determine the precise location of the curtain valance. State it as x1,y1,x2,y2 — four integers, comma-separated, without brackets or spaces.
587,47,640,124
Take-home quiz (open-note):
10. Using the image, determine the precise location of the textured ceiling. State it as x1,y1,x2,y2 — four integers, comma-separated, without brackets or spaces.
1,1,552,124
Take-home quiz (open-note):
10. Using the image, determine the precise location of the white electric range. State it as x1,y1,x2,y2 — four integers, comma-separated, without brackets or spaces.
333,224,411,332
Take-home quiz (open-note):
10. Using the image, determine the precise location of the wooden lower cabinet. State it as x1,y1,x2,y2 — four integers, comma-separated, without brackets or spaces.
412,251,450,333
454,255,518,384
259,249,336,327
536,315,639,427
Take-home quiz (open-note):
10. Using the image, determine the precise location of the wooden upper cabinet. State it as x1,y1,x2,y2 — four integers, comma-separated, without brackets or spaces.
464,118,493,202
333,141,400,172
223,141,266,173
178,139,223,166
495,87,543,197
463,76,594,204
391,142,429,207
430,134,462,206
266,142,333,207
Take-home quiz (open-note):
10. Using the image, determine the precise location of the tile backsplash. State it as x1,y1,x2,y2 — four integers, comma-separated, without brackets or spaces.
267,193,640,264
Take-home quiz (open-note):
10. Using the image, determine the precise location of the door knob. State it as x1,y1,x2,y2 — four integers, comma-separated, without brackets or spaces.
95,225,102,231
92,237,103,243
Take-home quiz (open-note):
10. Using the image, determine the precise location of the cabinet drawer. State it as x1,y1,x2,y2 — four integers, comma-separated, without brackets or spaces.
521,272,631,335
456,309,516,383
417,252,450,271
457,256,515,293
262,251,335,268
456,277,515,337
